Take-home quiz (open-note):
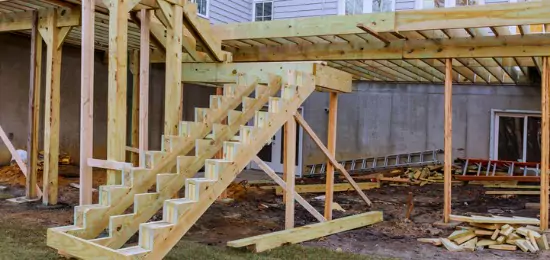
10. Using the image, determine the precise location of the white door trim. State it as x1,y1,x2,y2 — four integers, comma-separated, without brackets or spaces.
489,109,540,161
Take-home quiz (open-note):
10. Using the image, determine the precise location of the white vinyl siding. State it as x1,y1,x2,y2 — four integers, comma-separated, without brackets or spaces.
209,0,253,24
272,0,340,19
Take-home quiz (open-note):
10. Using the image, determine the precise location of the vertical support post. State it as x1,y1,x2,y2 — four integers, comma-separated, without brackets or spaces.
42,9,62,205
324,92,338,220
26,11,42,200
164,3,184,136
443,58,453,223
284,117,297,229
541,56,549,231
80,0,95,206
106,0,137,184
139,9,151,168
130,50,140,166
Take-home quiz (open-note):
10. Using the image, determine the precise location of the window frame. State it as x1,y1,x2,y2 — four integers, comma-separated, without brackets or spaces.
339,0,396,14
191,0,209,18
252,0,274,22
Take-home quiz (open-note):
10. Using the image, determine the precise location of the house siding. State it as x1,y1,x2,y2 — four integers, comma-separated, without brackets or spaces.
272,0,340,20
395,0,416,10
209,0,253,24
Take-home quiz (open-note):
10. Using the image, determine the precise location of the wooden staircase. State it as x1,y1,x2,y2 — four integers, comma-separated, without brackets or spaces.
47,71,316,259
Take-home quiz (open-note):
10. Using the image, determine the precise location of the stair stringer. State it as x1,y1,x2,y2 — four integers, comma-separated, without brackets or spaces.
51,76,259,241
85,75,284,249
133,72,316,259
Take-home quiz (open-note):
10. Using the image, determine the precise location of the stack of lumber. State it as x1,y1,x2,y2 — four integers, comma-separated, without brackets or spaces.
419,219,549,252
379,166,445,186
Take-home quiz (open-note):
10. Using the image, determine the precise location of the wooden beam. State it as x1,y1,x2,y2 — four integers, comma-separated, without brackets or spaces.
26,11,41,200
541,56,549,231
270,182,380,195
41,9,63,206
212,2,550,40
130,50,140,166
294,114,372,206
324,92,337,221
450,214,539,225
0,125,27,176
79,0,94,206
139,9,151,168
486,190,540,195
283,115,297,229
181,62,353,93
105,0,139,184
444,58,452,223
87,158,133,171
227,212,383,252
230,34,550,62
0,7,80,32
163,1,183,136
252,156,326,223
357,23,390,46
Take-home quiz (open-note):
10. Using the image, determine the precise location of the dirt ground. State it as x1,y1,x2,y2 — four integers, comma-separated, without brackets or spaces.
1,165,549,259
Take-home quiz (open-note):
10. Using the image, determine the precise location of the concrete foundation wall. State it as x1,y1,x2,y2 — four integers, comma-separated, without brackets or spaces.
0,34,212,165
302,83,541,165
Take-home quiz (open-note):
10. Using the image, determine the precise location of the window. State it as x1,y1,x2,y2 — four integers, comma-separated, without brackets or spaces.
191,0,208,17
372,0,393,12
491,110,542,162
254,1,273,21
345,0,364,14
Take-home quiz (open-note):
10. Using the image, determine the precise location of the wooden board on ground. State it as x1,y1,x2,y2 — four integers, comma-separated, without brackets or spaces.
272,182,380,195
227,211,383,252
486,190,540,195
450,215,540,225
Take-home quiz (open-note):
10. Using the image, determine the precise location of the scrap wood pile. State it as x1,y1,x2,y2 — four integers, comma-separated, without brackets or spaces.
378,165,446,186
419,215,549,252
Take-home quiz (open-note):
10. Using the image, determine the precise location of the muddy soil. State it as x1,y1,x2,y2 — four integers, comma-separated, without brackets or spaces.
0,165,548,259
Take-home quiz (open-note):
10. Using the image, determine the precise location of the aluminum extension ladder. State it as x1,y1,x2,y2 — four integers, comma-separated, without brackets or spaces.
305,149,443,176
460,158,540,177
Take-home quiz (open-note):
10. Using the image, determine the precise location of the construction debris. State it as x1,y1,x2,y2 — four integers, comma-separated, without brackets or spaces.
419,220,549,252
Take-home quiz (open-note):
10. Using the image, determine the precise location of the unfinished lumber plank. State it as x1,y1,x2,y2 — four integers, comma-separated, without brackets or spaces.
139,9,151,168
106,0,139,184
252,156,326,223
324,92,337,220
295,114,372,206
443,58,452,223
477,239,497,247
163,2,183,136
87,158,133,171
449,215,540,225
541,56,550,231
475,229,495,236
491,229,500,240
227,211,383,252
417,238,442,246
489,244,517,251
470,222,503,230
440,238,463,252
535,234,549,250
448,229,472,240
454,233,476,245
461,238,477,251
274,182,380,195
486,190,540,195
283,118,297,229
41,9,63,205
79,0,94,206
26,11,41,200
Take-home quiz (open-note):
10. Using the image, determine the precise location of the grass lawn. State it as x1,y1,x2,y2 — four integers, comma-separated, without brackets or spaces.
0,219,391,260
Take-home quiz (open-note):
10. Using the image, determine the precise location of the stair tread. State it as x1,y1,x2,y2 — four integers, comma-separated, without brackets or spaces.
118,246,150,256
142,221,174,229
